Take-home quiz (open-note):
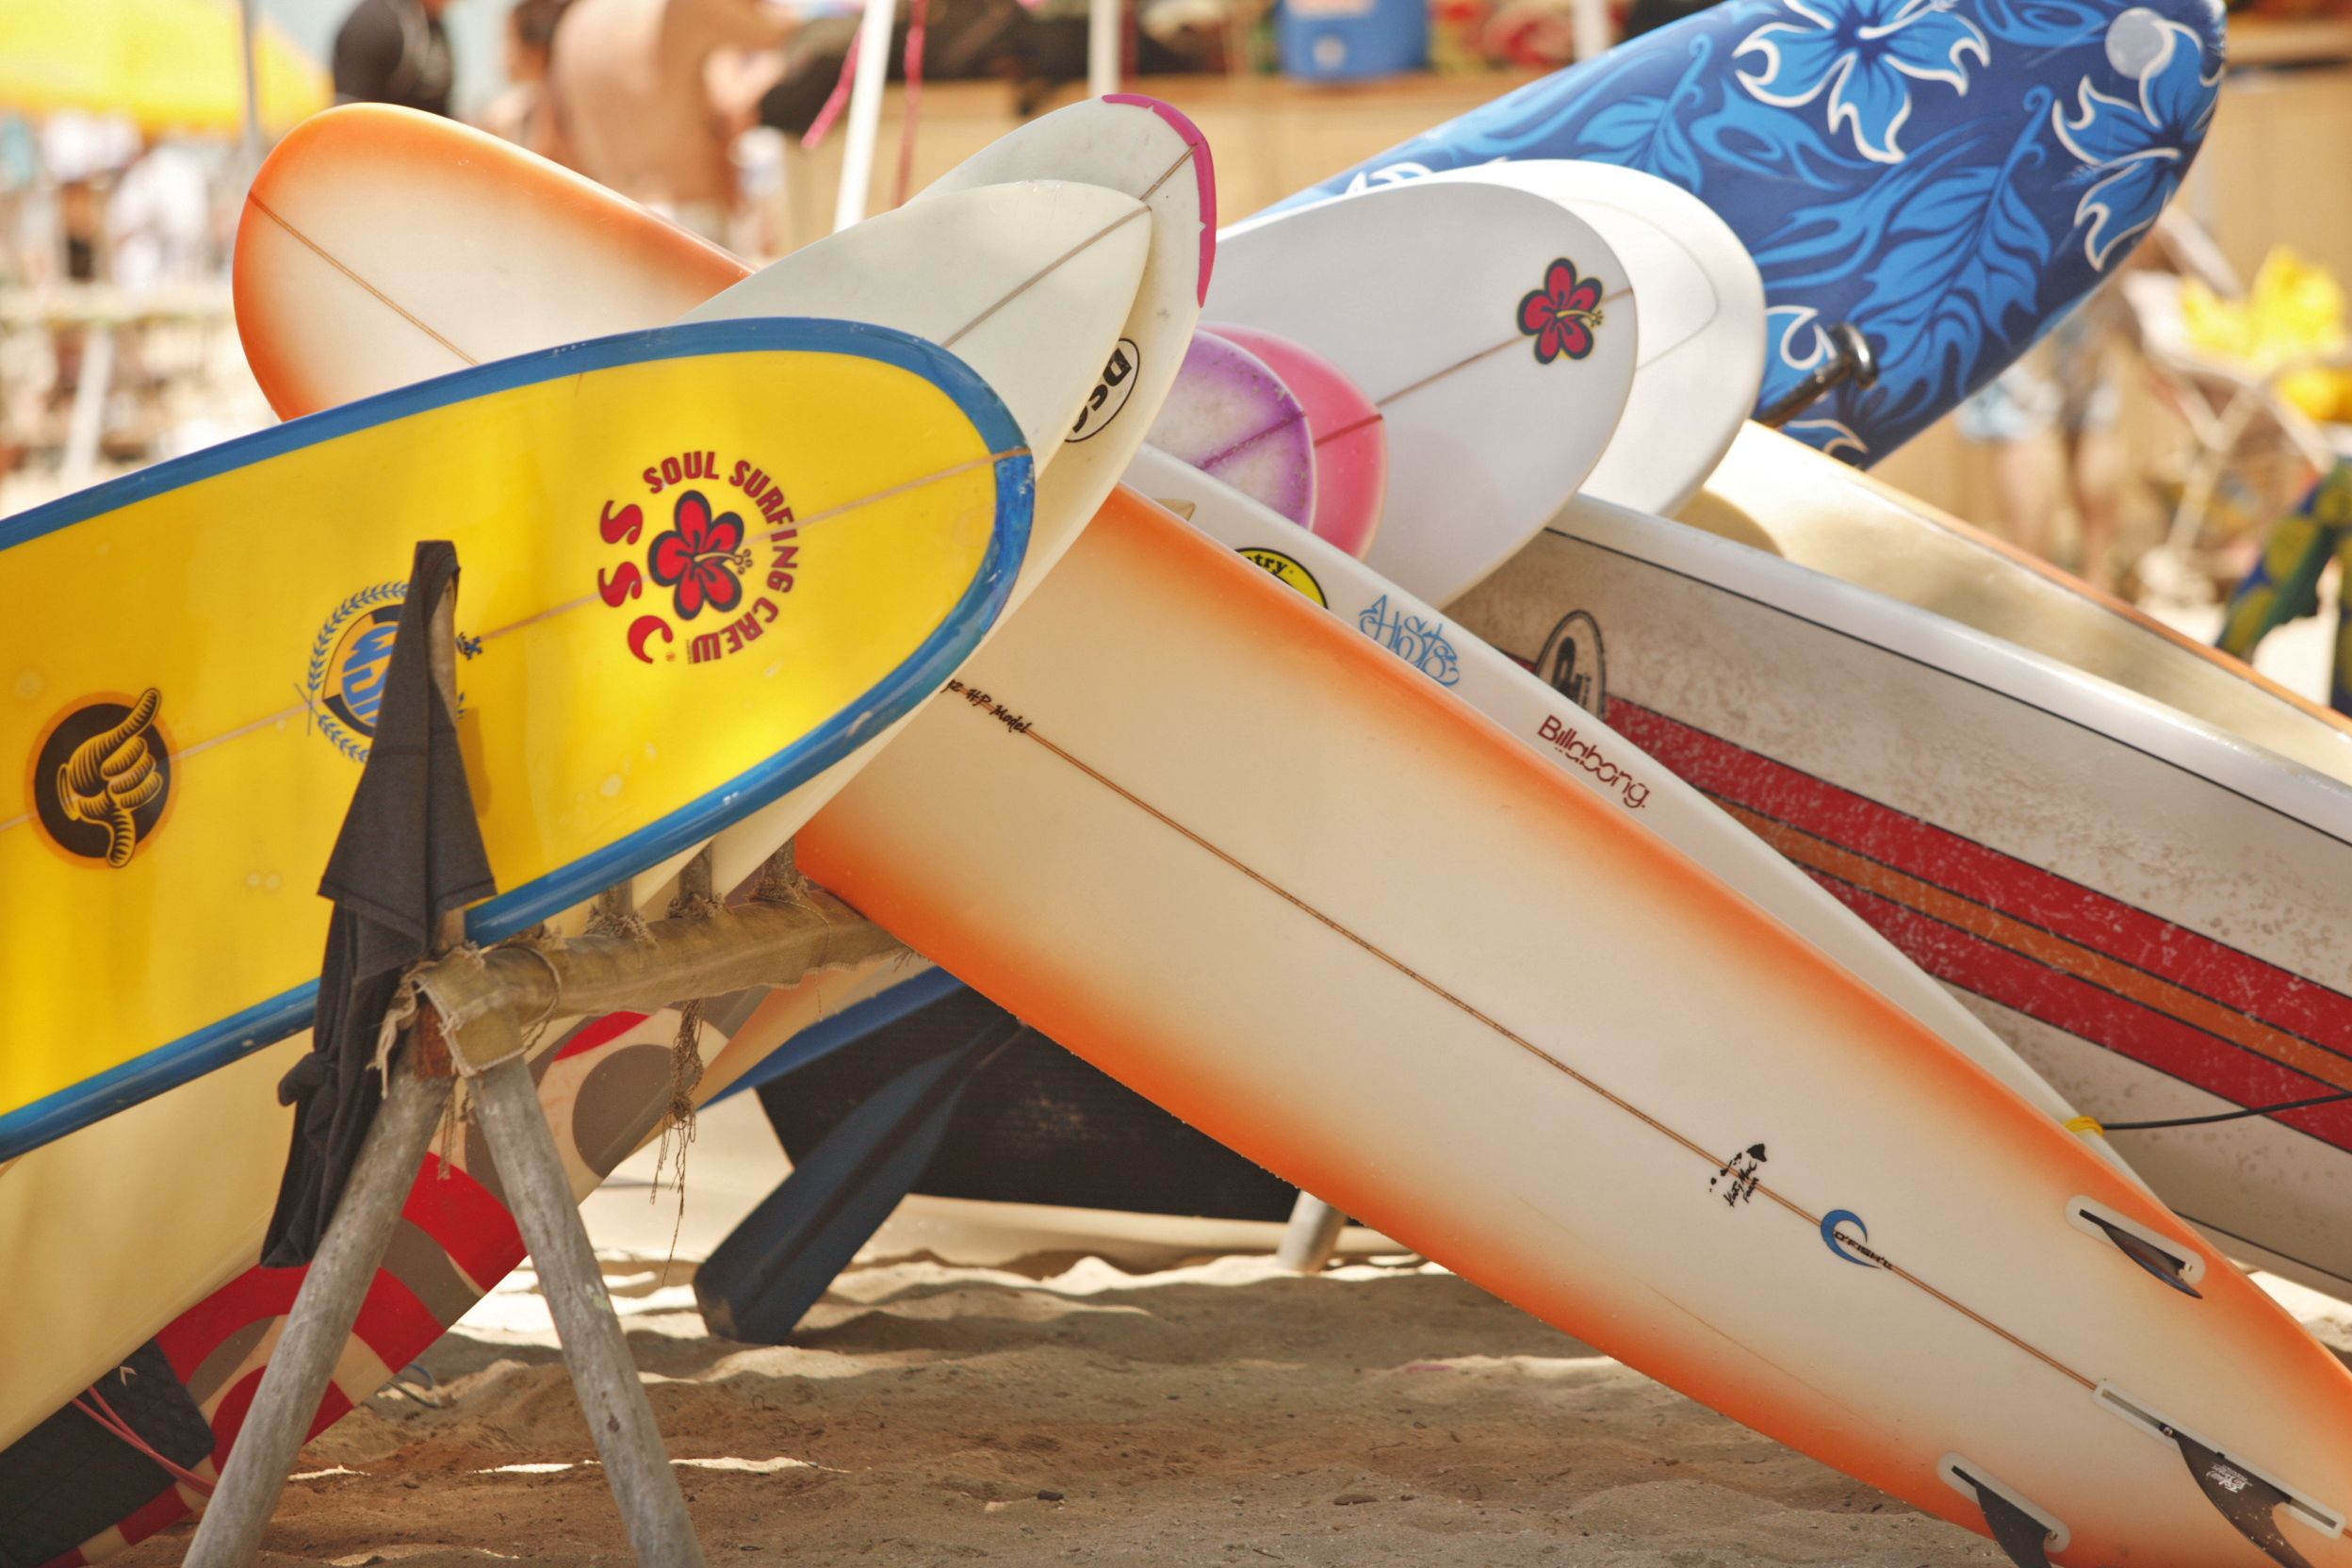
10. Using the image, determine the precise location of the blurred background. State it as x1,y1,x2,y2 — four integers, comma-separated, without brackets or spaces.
6,0,2352,665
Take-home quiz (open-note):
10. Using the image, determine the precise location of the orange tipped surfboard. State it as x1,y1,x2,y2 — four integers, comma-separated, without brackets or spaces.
800,487,2352,1567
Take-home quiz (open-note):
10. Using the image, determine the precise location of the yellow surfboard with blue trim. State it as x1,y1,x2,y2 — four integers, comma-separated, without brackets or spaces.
0,318,1031,1157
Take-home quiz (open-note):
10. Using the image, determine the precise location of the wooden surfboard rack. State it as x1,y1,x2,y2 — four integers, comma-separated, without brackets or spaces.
183,575,906,1567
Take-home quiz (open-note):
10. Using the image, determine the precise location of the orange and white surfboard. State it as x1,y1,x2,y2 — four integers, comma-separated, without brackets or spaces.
803,487,2352,1566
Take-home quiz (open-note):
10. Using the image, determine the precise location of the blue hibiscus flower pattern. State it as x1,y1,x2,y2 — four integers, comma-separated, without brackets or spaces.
1736,0,1989,164
2053,13,2219,268
1271,0,2226,466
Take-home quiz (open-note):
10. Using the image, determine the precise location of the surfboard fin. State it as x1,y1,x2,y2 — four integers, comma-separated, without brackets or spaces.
2080,1210,2203,1298
2166,1428,2317,1568
1952,1466,2056,1568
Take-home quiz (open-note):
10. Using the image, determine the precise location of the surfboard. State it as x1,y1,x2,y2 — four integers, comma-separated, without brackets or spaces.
798,485,2352,1567
902,91,1212,590
231,98,1211,907
1143,329,1315,526
1270,0,2225,465
1412,161,1763,516
0,952,921,1561
0,319,1031,1161
1125,444,2123,1171
1205,323,1385,559
1210,179,1638,606
768,444,2143,1256
1450,491,2352,1315
0,94,1204,1516
1666,418,2352,1308
1688,420,2352,784
679,93,1214,903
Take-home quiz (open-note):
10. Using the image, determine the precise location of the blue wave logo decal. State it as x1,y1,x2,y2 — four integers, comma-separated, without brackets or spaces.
1821,1207,1889,1266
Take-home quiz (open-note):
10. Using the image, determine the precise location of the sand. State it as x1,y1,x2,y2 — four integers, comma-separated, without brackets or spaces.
130,1258,2015,1568
98,1096,2352,1567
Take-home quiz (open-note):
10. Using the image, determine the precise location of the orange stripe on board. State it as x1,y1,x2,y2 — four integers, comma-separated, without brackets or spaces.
1721,800,2352,1099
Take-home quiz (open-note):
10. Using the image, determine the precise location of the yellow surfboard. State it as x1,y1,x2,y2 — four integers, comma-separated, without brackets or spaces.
0,318,1031,1156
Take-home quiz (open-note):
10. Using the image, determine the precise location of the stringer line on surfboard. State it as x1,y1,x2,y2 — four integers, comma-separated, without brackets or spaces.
248,192,476,364
1361,282,1631,416
924,672,2098,1386
251,192,1152,376
933,206,1149,351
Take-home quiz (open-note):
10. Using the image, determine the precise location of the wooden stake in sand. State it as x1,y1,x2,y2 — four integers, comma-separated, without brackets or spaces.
186,570,904,1566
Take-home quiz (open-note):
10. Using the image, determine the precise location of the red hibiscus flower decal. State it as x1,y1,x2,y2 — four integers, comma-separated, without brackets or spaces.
1518,258,1606,365
646,490,752,620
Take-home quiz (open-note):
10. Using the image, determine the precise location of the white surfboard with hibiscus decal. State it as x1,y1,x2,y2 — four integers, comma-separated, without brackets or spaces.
1212,179,1638,607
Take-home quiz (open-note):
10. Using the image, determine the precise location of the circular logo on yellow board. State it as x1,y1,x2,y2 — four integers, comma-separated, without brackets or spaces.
306,583,406,763
1237,547,1326,607
30,689,171,867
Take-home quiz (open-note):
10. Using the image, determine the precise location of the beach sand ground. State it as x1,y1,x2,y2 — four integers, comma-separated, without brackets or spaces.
103,1094,2352,1567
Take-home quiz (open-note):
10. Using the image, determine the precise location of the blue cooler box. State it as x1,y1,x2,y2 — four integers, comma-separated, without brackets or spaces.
1278,0,1429,80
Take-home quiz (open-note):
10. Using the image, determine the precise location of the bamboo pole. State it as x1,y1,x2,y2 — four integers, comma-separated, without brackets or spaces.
464,1004,708,1566
183,1057,452,1567
833,0,901,232
1088,0,1121,97
417,891,902,1070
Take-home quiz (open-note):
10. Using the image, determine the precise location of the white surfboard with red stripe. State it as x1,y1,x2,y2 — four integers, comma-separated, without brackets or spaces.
1688,422,2352,784
1455,491,2352,1307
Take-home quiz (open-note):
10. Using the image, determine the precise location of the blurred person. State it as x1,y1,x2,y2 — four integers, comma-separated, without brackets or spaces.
334,0,458,117
41,113,139,283
106,141,218,290
1625,0,1723,37
1956,297,2128,590
35,114,139,416
482,0,576,160
549,0,795,241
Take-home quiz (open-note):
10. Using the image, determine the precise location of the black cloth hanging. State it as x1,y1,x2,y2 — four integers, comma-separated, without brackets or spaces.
263,541,495,1266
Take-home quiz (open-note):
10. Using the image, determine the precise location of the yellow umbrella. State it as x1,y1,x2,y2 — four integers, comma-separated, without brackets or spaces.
0,0,329,139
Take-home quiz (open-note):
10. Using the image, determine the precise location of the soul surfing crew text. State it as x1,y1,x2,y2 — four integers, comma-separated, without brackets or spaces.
597,449,799,667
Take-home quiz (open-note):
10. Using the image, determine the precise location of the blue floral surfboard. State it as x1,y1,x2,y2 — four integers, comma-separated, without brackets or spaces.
1269,0,2225,465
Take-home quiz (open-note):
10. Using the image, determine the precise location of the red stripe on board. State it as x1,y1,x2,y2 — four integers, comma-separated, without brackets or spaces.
206,1369,351,1468
95,1485,194,1562
155,1266,304,1380
346,1273,449,1400
1609,699,2352,1060
1819,877,2352,1153
555,1009,650,1062
403,1151,522,1293
203,1265,440,1460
